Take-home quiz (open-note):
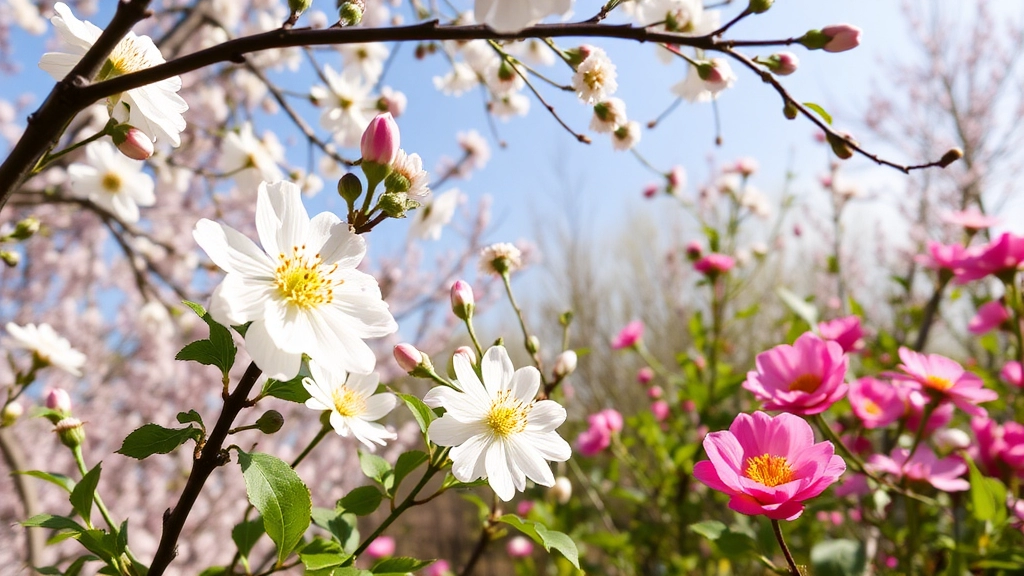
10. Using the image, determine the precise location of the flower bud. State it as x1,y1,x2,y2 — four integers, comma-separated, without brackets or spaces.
255,410,285,434
506,536,534,558
526,335,540,355
454,346,476,366
758,52,799,76
938,147,963,168
289,0,313,17
55,417,85,449
450,280,475,320
800,24,862,53
1,251,20,267
550,476,572,504
685,240,703,261
337,0,364,26
636,367,654,385
2,401,23,427
378,191,413,218
648,385,664,400
46,388,72,414
827,132,856,160
394,343,424,373
384,170,411,193
338,173,363,206
650,400,670,422
748,0,773,13
111,127,154,160
553,350,577,379
365,535,395,559
783,101,798,120
10,217,40,240
563,45,594,68
361,113,401,166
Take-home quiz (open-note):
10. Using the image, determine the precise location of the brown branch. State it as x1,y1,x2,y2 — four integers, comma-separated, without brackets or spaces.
148,362,262,576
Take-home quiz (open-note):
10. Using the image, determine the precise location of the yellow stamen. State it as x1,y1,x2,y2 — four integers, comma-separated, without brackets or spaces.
862,399,882,416
924,375,954,391
274,245,342,310
101,172,121,193
485,390,529,438
332,386,365,417
744,454,795,488
789,373,821,394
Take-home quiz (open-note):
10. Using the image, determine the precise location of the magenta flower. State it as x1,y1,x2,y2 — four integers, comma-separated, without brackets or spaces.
360,112,400,165
1001,361,1024,388
971,417,1024,478
694,253,736,276
575,410,621,457
611,320,644,349
900,387,954,435
848,377,902,429
693,412,845,520
968,300,1010,334
942,208,1000,231
893,347,998,417
818,315,865,353
651,400,670,421
867,447,969,492
915,241,969,272
590,408,623,434
637,366,654,385
955,232,1024,283
742,332,849,416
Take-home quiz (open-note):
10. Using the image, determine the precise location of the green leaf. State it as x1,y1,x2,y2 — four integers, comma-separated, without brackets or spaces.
237,450,313,565
777,287,819,328
179,300,237,376
810,539,866,576
231,518,265,562
371,557,433,574
968,457,1007,524
299,538,347,571
311,508,360,553
176,410,204,428
396,393,435,434
331,568,373,576
338,485,383,516
498,514,580,569
689,520,727,540
64,555,99,576
803,102,833,125
389,451,428,495
69,464,101,526
22,514,85,532
117,423,201,460
359,452,392,485
261,374,311,403
18,470,76,493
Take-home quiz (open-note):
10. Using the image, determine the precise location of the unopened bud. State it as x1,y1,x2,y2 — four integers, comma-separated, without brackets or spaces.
933,428,971,453
46,388,72,414
337,0,364,26
783,101,798,120
338,173,363,207
394,343,424,373
685,240,703,261
757,52,799,76
506,536,534,558
1,251,20,267
648,385,664,399
827,132,856,160
564,45,593,68
550,476,572,505
526,335,540,355
360,113,401,166
2,401,23,427
111,127,154,161
255,410,285,434
11,217,40,240
559,311,574,327
801,24,862,53
748,0,773,13
553,350,577,379
289,0,313,17
454,346,476,366
384,170,411,194
54,417,85,449
378,191,412,218
450,280,475,320
938,147,963,168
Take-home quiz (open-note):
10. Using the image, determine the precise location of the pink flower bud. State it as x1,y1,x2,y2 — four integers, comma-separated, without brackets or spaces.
694,253,736,276
636,367,654,385
360,113,400,165
506,536,534,558
647,385,663,400
454,346,477,366
821,24,862,53
365,535,395,559
611,320,644,350
685,240,703,261
46,388,72,413
650,400,670,422
394,343,423,373
772,52,799,75
734,157,759,176
681,399,696,412
450,280,475,320
642,183,659,198
516,500,534,516
113,128,154,160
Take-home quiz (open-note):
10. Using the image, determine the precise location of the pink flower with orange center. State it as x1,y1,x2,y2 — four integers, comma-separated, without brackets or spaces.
892,347,997,418
867,447,968,492
742,332,849,416
848,377,902,429
818,315,865,353
693,411,846,520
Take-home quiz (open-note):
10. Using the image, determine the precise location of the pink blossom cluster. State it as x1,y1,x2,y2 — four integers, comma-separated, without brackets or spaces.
575,409,623,457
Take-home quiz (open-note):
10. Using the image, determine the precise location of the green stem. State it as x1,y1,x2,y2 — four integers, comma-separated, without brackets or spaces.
771,519,800,576
292,424,331,468
34,127,111,173
500,272,545,376
72,445,141,569
464,317,485,360
706,277,725,408
348,462,443,560
905,496,920,576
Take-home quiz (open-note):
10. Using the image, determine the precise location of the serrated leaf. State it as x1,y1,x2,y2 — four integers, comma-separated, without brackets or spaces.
232,518,265,561
176,340,228,369
339,485,383,516
396,393,436,434
237,450,312,565
777,287,819,328
359,452,392,485
299,538,347,571
803,102,833,125
69,464,101,526
18,470,76,493
390,451,428,495
371,557,433,574
177,410,204,428
117,424,201,460
498,514,580,569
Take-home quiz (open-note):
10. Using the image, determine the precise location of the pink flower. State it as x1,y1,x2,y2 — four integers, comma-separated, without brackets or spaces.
1001,361,1024,388
915,241,968,272
970,417,1024,478
365,535,395,559
636,367,654,385
516,500,534,516
742,332,849,416
360,112,400,165
611,320,644,349
892,347,998,418
575,420,611,456
867,447,969,492
647,385,663,399
943,208,1000,231
506,536,534,558
821,24,862,52
693,253,736,276
955,232,1024,283
848,377,902,429
642,183,658,198
900,387,954,435
425,560,451,576
817,315,864,353
651,400,670,421
968,300,1010,335
590,408,623,434
693,411,846,520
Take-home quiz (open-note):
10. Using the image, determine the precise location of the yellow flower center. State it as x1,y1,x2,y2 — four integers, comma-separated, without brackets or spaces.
862,399,882,416
332,386,365,417
274,245,340,310
103,36,154,79
101,172,122,193
583,67,606,91
924,375,954,391
485,390,529,438
744,454,795,488
789,373,821,394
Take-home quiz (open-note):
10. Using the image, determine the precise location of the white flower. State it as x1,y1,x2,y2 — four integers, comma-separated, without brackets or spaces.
425,346,571,501
491,92,530,120
390,149,431,202
507,39,556,68
39,3,188,147
218,122,285,192
409,189,462,241
338,43,390,83
479,242,523,276
192,181,398,380
433,62,480,96
4,322,86,376
672,59,736,102
310,65,373,148
474,0,572,32
302,361,397,451
458,130,491,172
67,141,155,224
590,98,627,133
572,47,617,105
635,0,710,34
611,120,641,151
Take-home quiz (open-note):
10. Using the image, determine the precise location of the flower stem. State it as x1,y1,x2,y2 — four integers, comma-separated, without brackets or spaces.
348,461,443,560
464,317,485,359
771,519,800,576
34,125,112,173
500,272,545,377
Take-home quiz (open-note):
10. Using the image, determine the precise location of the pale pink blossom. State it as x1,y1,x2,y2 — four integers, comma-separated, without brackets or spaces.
365,535,395,558
943,208,1000,231
821,24,862,53
651,400,670,421
848,377,902,429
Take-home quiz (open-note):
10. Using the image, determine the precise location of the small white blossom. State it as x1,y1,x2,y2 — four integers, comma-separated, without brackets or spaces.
433,63,480,96
310,65,374,148
458,130,491,172
68,141,155,224
218,122,285,192
672,59,736,102
4,322,86,376
611,121,641,151
338,43,390,83
303,361,397,451
590,98,627,133
474,0,572,32
479,242,523,276
491,92,530,119
409,189,462,241
572,47,618,105
390,149,431,202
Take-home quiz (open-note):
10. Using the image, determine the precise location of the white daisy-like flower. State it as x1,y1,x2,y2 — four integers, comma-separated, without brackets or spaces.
491,92,531,120
479,242,523,276
635,0,707,33
39,3,188,147
338,43,390,83
409,189,462,241
425,346,571,501
218,122,285,192
389,149,431,202
457,130,491,172
310,65,373,148
571,47,617,105
433,62,480,96
611,120,641,151
67,141,155,224
192,181,398,380
590,98,627,133
474,0,572,32
302,361,397,451
4,322,86,376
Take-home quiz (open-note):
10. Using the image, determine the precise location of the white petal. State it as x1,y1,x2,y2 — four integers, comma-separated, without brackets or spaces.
262,301,316,354
301,376,335,410
361,393,396,421
193,219,275,277
257,181,309,258
329,411,352,436
525,400,567,432
244,320,302,380
306,310,377,375
485,440,518,501
452,349,492,407
428,415,486,447
507,437,556,487
109,192,140,223
348,418,396,450
449,432,491,482
481,346,515,397
345,371,380,396
509,366,540,403
208,273,275,326
521,430,572,462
